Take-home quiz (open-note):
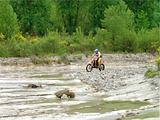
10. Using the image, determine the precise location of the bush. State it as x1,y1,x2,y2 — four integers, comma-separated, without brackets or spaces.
0,31,69,57
114,30,137,52
13,32,26,41
37,32,67,55
95,28,113,52
137,28,160,53
0,39,32,57
10,41,32,57
156,57,160,71
145,69,160,78
155,47,160,71
69,27,95,53
0,33,5,41
0,42,11,57
94,29,137,53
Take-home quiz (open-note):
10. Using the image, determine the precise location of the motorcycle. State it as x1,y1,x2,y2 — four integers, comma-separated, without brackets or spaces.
86,56,105,72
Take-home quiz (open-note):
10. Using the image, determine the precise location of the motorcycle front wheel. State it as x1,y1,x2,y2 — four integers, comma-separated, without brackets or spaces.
86,64,92,72
99,64,105,71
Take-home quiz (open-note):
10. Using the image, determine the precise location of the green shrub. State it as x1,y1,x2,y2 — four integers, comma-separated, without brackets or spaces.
0,31,69,57
22,31,67,56
145,69,160,78
0,33,5,41
155,47,160,71
0,42,11,57
114,30,137,52
95,28,113,52
156,57,160,71
13,32,26,41
10,41,32,57
137,28,160,53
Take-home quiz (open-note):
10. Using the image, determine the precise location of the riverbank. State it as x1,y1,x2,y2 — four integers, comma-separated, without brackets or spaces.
0,53,155,65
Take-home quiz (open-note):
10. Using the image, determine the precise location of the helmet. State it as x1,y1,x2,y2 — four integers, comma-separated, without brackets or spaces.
94,49,98,53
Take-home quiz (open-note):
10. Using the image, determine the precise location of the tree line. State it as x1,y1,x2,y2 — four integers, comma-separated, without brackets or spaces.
0,0,159,57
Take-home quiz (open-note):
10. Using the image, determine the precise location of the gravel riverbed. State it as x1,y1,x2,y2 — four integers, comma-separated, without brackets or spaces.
0,54,159,120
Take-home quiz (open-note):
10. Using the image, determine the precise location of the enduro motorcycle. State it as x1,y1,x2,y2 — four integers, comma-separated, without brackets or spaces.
86,56,105,72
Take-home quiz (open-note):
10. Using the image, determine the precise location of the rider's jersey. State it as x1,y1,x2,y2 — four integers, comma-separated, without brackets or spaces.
96,51,102,58
93,51,102,58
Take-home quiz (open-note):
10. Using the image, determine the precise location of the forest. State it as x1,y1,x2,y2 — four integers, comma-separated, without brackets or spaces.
0,0,160,57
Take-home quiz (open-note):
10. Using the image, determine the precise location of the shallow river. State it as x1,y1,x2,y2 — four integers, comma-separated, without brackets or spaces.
0,64,150,120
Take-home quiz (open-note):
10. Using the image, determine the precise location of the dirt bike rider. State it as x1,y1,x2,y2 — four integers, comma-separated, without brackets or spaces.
92,49,102,66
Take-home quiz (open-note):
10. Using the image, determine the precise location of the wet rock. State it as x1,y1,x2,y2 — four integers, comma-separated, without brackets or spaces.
65,91,75,98
116,118,122,120
126,112,137,117
55,89,75,99
119,82,127,86
55,89,69,99
144,98,150,101
139,81,145,84
27,84,42,88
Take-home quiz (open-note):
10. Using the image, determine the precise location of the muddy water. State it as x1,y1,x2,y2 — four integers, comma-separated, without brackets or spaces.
0,64,149,120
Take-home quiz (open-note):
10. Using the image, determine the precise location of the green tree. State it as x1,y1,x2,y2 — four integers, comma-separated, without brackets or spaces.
0,0,19,39
56,0,80,35
102,0,135,52
10,0,56,36
55,0,119,35
153,0,160,28
49,1,64,32
76,0,92,35
89,0,118,33
135,10,149,29
124,0,159,30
